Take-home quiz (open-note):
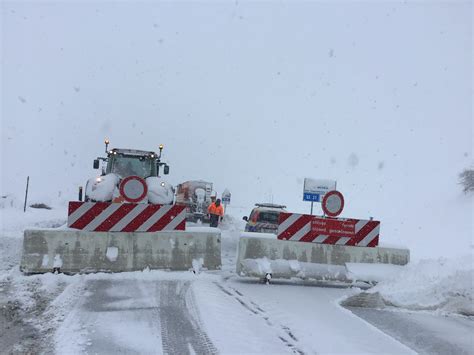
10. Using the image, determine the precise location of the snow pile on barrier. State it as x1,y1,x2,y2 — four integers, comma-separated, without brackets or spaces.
366,255,473,316
240,257,350,281
146,177,174,204
85,173,119,202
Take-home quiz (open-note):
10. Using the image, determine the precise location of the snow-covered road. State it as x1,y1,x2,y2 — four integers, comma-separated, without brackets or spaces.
51,274,414,354
0,209,473,354
62,278,217,354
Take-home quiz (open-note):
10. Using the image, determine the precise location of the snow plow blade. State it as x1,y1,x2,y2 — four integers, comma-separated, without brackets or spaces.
20,229,221,274
236,236,409,283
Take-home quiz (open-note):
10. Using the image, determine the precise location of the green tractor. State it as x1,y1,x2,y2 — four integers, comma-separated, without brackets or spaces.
85,140,173,204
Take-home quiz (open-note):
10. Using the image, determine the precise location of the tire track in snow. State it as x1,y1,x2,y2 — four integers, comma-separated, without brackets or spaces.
160,280,218,355
213,282,306,355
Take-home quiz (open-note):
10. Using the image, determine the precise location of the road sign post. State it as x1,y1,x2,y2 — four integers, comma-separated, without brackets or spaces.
303,178,336,215
222,188,231,214
24,176,29,213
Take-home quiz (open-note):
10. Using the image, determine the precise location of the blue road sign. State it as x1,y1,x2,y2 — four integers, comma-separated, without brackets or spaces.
303,193,320,202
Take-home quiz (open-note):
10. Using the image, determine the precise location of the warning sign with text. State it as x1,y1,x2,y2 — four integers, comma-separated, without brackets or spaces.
311,218,356,237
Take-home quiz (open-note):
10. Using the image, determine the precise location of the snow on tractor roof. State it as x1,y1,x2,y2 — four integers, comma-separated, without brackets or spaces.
111,148,156,156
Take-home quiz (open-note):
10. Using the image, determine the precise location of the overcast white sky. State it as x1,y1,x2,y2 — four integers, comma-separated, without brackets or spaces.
1,1,472,258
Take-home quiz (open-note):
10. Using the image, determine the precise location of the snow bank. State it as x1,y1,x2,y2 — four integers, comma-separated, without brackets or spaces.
0,205,66,236
0,194,23,209
218,213,243,232
346,263,406,283
0,193,59,211
366,255,473,316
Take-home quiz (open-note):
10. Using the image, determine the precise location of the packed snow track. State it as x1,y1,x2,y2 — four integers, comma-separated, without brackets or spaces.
159,281,217,355
69,279,217,355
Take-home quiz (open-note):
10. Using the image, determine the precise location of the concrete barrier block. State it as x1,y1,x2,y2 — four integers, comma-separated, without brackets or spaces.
236,236,409,280
21,229,221,274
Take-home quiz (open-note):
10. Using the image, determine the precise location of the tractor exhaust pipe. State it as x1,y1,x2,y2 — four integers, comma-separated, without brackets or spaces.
78,186,83,201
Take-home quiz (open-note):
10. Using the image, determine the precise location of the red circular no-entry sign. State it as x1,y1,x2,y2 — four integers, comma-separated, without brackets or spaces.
119,176,148,203
322,190,344,217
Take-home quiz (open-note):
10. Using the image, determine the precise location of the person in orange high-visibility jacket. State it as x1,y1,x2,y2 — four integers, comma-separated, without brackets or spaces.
208,198,224,227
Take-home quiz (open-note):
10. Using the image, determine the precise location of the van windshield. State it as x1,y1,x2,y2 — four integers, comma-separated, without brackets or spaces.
257,211,280,223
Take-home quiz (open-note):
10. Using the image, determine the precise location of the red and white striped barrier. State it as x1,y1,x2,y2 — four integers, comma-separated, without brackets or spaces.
277,213,380,247
67,202,186,232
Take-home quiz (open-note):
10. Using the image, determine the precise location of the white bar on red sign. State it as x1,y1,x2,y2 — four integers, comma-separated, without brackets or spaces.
277,212,380,247
67,202,186,232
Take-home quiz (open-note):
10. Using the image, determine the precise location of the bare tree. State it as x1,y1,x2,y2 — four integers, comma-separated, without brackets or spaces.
459,168,474,193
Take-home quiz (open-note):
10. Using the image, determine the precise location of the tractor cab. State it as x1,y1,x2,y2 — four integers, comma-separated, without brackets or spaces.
94,142,169,178
86,139,173,204
106,149,158,178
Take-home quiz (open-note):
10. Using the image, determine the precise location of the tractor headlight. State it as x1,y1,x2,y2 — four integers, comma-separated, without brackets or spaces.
96,177,103,183
160,182,165,187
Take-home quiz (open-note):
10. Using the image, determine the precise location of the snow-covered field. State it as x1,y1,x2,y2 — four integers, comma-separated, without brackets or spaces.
0,204,472,354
